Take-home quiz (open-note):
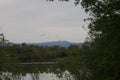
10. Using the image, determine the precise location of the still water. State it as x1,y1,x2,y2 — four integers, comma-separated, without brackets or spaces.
0,63,78,80
0,71,74,80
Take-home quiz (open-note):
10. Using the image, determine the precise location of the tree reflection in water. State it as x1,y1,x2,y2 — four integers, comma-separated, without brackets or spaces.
0,71,74,80
0,64,75,80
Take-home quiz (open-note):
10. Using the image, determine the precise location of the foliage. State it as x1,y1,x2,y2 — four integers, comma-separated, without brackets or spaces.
0,44,81,63
48,0,120,80
0,0,120,80
80,0,120,80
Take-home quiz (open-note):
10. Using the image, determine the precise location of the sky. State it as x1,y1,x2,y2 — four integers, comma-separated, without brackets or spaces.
0,0,88,43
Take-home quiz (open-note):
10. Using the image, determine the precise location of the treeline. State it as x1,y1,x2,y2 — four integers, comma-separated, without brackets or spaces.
0,44,81,63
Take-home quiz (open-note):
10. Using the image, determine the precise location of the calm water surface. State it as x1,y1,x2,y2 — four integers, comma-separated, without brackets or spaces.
0,63,77,80
0,71,74,80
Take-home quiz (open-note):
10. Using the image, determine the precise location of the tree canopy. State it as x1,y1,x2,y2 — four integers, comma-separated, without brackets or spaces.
48,0,120,80
82,0,120,80
0,0,120,80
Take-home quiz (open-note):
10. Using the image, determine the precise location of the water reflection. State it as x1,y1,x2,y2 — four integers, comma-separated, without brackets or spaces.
0,71,74,80
0,64,75,80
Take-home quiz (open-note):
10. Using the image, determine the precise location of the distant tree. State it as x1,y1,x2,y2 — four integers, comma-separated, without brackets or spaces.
0,33,9,46
21,43,27,46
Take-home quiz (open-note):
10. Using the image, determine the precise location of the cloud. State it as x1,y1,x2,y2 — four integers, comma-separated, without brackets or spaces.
0,0,88,43
40,34,46,37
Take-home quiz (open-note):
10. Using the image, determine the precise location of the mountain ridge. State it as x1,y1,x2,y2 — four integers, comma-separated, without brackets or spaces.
29,41,82,47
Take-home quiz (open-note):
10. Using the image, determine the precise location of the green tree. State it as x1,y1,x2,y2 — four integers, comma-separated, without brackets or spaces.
0,33,9,46
80,0,120,80
48,0,120,80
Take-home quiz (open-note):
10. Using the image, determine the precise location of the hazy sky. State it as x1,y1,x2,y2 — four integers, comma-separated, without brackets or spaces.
0,0,88,43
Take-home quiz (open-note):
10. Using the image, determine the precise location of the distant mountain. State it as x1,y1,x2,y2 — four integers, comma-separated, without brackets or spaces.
29,41,82,47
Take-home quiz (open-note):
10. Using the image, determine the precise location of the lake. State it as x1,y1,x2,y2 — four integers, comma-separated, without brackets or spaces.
0,71,74,80
0,63,81,80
